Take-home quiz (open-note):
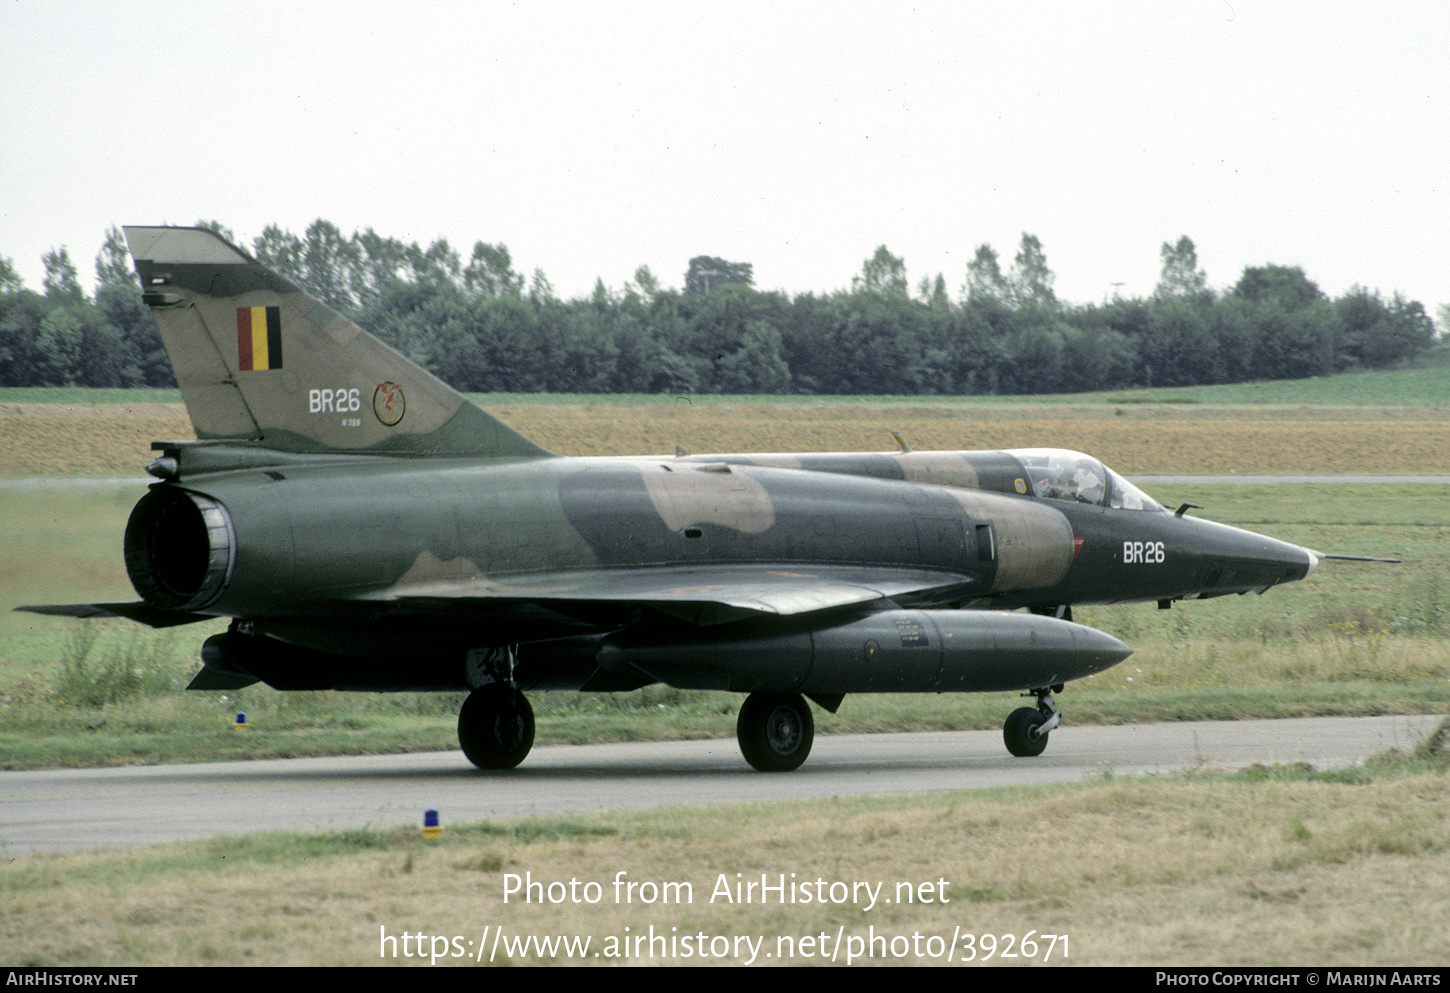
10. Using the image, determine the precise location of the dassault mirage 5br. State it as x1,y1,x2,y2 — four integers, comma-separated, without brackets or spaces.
22,227,1357,772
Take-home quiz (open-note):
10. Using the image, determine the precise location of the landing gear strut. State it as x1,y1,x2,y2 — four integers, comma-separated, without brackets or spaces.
1003,685,1063,758
458,684,535,770
737,692,814,772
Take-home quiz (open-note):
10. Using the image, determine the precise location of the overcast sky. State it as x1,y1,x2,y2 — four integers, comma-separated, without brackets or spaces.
3,1,1445,316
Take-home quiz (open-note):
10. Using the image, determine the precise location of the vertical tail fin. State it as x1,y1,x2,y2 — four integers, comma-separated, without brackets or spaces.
124,226,550,459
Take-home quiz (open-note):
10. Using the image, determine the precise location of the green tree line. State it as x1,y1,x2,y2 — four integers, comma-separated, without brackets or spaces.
0,222,1437,394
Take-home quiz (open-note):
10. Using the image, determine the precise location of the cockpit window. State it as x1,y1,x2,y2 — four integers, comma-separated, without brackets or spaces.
1106,468,1165,512
1007,449,1165,512
1008,449,1106,506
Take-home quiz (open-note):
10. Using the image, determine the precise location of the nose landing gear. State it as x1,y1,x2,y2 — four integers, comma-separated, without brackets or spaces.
1003,685,1063,758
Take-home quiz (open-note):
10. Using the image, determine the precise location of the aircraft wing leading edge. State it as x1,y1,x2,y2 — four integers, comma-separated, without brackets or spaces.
373,562,984,622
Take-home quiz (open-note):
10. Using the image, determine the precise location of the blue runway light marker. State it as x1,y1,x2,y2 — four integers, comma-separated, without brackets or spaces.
233,712,249,731
423,808,441,839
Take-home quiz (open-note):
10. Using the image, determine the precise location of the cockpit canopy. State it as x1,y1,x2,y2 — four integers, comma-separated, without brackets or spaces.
1007,449,1164,512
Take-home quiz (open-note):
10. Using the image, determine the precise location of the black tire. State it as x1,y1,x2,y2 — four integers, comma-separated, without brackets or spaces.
458,685,535,770
737,693,814,772
1003,706,1050,757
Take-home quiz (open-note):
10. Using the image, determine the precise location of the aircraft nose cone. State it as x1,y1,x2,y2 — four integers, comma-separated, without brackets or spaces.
1273,540,1319,585
1242,537,1318,591
1186,518,1320,595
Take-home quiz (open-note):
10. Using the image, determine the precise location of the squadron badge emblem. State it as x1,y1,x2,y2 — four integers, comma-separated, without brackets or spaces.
373,381,406,426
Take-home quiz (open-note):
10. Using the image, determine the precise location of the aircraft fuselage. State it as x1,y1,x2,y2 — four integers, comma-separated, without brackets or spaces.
127,444,1312,658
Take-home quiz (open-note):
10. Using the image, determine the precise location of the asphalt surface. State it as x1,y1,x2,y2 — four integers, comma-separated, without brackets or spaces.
1,714,1440,856
1131,475,1450,485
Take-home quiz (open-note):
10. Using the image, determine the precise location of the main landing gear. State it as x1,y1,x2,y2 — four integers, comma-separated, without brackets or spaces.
1003,685,1063,758
458,684,535,770
737,692,814,772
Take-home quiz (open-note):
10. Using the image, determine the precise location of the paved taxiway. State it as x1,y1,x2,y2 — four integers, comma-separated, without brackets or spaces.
1,715,1439,856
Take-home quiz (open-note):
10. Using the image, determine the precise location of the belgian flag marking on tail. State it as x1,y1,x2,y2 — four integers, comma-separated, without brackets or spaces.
236,306,283,371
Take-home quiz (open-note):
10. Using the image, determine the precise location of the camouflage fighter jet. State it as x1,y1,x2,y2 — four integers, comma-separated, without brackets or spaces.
21,227,1350,772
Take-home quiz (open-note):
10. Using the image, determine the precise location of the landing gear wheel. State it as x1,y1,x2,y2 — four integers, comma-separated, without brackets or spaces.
458,685,535,770
737,693,814,772
1003,706,1050,757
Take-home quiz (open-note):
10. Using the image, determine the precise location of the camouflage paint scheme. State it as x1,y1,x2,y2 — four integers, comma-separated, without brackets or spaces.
23,228,1322,771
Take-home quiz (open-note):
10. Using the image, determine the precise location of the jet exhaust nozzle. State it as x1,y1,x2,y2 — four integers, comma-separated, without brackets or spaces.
124,487,235,611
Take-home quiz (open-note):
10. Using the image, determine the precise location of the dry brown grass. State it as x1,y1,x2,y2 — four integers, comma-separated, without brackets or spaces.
0,403,191,475
4,400,1449,475
501,402,1450,473
5,771,1447,966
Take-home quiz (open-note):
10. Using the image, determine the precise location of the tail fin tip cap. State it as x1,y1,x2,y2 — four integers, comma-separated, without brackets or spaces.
123,226,249,266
